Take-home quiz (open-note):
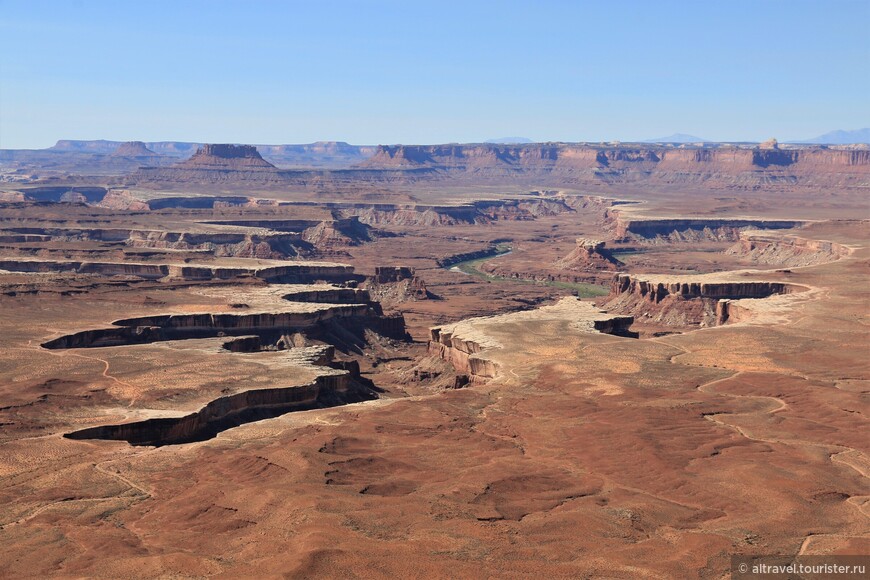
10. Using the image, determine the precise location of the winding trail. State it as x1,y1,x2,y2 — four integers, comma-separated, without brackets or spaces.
64,352,141,407
2,450,152,529
28,338,141,407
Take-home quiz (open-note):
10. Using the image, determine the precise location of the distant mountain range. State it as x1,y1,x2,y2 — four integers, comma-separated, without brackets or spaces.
641,133,709,143
795,129,870,145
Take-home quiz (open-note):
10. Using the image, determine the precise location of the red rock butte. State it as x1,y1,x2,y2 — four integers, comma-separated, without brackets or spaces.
179,143,277,169
111,141,160,157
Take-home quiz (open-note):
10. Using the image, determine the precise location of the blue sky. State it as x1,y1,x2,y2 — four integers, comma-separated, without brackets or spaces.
1,0,868,148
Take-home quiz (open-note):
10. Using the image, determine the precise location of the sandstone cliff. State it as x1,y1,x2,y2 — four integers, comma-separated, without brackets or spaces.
358,143,870,190
603,273,801,327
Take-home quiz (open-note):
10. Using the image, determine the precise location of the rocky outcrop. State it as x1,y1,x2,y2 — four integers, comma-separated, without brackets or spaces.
372,266,415,283
301,217,373,253
365,267,430,302
428,328,499,380
555,238,623,271
725,230,854,267
604,273,802,327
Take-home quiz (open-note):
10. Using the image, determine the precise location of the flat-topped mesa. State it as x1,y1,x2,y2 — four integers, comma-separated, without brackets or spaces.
555,238,623,271
180,144,276,169
605,273,802,328
129,143,285,183
429,298,635,382
111,141,160,157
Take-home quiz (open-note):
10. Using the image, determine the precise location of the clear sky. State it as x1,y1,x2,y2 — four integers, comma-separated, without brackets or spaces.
1,0,868,148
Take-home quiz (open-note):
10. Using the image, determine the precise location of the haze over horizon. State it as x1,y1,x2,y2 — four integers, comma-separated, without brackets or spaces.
1,0,868,149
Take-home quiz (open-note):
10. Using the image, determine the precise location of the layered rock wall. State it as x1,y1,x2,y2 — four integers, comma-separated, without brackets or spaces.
428,328,498,380
725,231,854,267
613,218,803,242
354,143,870,190
363,143,870,174
605,273,802,327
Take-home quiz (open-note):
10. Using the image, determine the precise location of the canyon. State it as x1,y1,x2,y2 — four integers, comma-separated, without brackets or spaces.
0,140,866,578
